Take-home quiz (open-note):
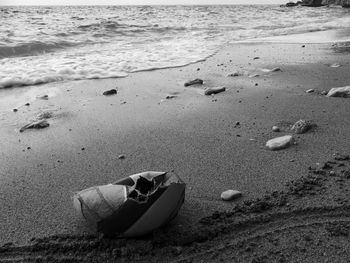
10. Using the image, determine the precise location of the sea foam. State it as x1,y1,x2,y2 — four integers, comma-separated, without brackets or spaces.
0,5,349,89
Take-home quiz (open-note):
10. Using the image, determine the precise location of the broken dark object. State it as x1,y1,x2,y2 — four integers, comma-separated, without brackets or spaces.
73,171,186,237
19,120,50,133
103,89,117,96
184,78,203,87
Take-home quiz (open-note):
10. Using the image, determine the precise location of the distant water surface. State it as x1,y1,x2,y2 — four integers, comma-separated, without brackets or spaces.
0,5,350,88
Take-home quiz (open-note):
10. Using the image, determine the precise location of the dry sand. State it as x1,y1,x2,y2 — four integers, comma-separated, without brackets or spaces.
1,32,350,262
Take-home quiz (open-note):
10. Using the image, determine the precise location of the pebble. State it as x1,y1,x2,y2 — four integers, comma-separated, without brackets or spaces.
13,109,18,112
227,72,242,77
103,89,118,95
271,67,282,72
291,120,312,134
272,126,280,132
321,91,328,95
326,86,350,98
118,154,125,160
25,103,30,106
184,78,203,87
221,190,242,201
204,86,226,96
165,95,177,99
330,63,341,68
266,135,295,151
253,57,260,60
306,89,314,93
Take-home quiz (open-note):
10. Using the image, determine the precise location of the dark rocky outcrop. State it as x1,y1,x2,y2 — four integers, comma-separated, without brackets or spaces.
299,0,350,6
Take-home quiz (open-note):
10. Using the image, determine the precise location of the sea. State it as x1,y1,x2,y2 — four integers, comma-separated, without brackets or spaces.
1,5,350,89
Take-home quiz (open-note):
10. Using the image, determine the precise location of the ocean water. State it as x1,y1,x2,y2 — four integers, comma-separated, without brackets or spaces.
0,5,350,89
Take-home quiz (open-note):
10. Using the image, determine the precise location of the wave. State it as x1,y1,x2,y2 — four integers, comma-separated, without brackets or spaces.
0,41,81,58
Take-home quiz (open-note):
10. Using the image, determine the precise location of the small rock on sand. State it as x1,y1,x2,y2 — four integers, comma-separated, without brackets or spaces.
221,190,242,201
103,89,117,96
13,109,18,112
272,126,280,132
326,86,350,98
306,89,314,93
227,72,242,77
330,63,341,68
165,95,177,99
291,120,312,134
204,86,226,96
20,120,50,133
184,78,203,87
37,95,49,100
253,57,260,60
271,67,282,72
118,154,125,160
266,135,295,150
321,91,328,95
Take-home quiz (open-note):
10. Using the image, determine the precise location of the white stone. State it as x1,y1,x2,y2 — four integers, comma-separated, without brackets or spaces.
326,86,350,98
306,89,314,93
266,135,295,151
272,126,280,132
221,190,242,201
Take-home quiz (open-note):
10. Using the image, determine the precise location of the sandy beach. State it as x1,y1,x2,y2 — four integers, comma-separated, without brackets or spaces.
1,31,350,262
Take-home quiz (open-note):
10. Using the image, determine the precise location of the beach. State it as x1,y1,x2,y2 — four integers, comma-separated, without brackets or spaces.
1,32,350,262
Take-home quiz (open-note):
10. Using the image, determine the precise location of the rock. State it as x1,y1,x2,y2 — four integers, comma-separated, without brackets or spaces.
227,72,242,77
306,89,314,93
25,103,30,106
266,135,295,150
221,190,242,201
272,126,280,132
118,154,125,160
184,78,203,87
291,119,312,134
204,86,226,96
330,63,341,68
20,120,50,133
103,89,117,95
286,1,298,6
253,56,260,60
326,86,350,98
321,91,328,95
165,95,177,99
302,45,305,48
271,67,282,72
13,109,18,112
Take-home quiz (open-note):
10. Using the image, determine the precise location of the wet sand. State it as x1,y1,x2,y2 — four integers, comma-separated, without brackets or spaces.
1,34,350,262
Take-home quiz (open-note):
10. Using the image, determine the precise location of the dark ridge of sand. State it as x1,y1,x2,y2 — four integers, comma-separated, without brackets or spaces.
0,35,350,262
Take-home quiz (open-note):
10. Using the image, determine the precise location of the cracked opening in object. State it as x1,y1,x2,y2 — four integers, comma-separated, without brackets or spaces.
128,176,163,203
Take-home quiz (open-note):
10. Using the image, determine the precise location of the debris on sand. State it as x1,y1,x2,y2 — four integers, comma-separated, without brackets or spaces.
165,95,178,99
184,78,203,87
221,190,242,201
291,119,312,134
204,86,226,96
37,94,49,100
326,86,350,98
272,126,280,132
103,89,118,96
73,171,185,237
266,135,295,150
227,72,243,77
118,154,125,159
20,120,50,133
306,89,314,93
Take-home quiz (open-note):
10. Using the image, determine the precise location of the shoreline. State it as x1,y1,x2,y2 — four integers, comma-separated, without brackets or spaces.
1,34,350,261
